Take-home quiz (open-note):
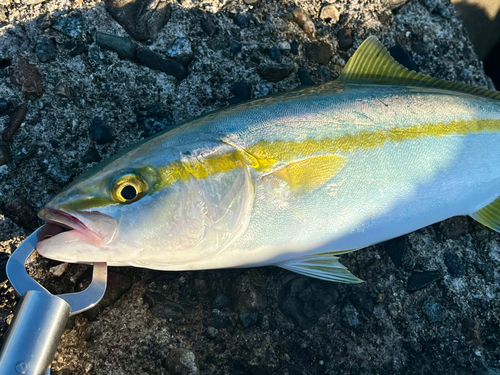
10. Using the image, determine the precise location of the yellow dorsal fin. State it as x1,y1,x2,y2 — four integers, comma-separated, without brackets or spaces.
338,36,500,101
270,155,348,195
470,196,500,232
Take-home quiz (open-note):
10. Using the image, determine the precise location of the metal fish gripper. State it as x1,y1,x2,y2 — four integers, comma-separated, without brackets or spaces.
0,225,108,375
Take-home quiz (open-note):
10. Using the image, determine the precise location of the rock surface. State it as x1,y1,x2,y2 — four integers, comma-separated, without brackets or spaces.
1,0,500,374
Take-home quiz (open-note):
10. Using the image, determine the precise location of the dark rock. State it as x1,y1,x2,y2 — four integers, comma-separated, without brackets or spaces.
320,65,331,82
383,235,407,268
55,83,71,98
75,269,132,320
0,253,8,283
95,32,136,60
136,110,174,137
243,0,260,4
35,37,57,62
228,82,251,104
0,99,9,115
36,13,52,30
247,345,280,373
144,292,186,321
0,142,12,166
349,291,375,313
412,40,430,55
298,68,314,86
423,0,439,12
2,196,38,230
165,348,199,375
475,262,495,282
439,217,468,239
239,309,258,328
257,64,294,83
438,6,451,19
230,41,242,55
205,326,218,339
444,253,465,277
291,40,299,55
11,59,43,98
200,16,217,37
338,28,353,49
305,42,332,65
68,43,87,57
406,270,442,292
89,117,113,144
105,0,171,42
43,155,72,184
146,103,161,116
212,293,231,309
0,59,11,69
52,14,83,38
343,305,360,327
233,13,249,28
231,270,267,312
268,46,282,63
88,46,104,66
390,45,418,72
203,309,231,329
50,140,59,149
279,277,339,329
166,38,193,66
82,146,102,163
423,298,448,323
135,47,187,80
3,104,27,141
319,4,340,23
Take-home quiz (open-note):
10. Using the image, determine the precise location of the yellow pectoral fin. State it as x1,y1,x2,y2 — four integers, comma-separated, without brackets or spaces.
470,196,500,232
270,154,348,194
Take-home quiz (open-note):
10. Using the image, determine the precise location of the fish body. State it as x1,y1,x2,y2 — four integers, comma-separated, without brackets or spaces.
37,37,500,282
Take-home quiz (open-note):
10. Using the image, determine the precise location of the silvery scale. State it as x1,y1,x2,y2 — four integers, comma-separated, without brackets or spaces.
0,225,108,374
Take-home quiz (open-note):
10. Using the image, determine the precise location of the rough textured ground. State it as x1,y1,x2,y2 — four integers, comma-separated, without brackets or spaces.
1,0,500,374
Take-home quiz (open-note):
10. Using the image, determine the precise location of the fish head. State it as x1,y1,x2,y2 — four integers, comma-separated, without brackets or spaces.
37,145,254,268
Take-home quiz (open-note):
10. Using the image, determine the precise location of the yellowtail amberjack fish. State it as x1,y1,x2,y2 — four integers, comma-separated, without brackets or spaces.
36,37,500,283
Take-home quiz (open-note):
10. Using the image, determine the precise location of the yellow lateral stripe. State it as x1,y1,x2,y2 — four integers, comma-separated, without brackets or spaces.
155,118,500,189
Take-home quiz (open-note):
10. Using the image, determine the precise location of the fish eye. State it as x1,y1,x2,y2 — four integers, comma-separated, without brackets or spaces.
112,174,148,204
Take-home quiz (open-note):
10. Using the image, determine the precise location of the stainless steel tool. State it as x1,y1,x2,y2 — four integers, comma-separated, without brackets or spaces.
0,225,108,375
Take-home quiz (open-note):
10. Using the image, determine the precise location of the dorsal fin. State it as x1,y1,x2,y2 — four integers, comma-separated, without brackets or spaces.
338,36,500,101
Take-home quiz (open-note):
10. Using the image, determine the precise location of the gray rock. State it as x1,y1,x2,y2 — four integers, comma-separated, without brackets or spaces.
0,141,12,166
87,45,104,66
166,38,193,67
165,348,199,375
257,64,294,83
407,270,442,292
204,326,218,339
135,47,188,80
305,42,332,65
105,0,171,42
35,37,57,62
231,270,267,312
444,253,465,277
343,305,360,327
268,46,282,63
239,309,258,328
423,298,448,323
43,155,72,184
412,40,430,55
52,14,82,38
89,117,113,144
144,291,187,321
423,0,440,12
212,293,231,309
95,32,136,60
229,41,242,55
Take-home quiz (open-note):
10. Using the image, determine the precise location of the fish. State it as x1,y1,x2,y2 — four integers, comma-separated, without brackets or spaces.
36,36,500,283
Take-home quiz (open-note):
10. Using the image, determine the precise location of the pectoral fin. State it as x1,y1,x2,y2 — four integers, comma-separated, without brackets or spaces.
269,155,348,195
276,251,363,283
470,196,500,232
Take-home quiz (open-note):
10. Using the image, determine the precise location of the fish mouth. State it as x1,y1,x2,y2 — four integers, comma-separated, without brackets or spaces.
37,208,104,248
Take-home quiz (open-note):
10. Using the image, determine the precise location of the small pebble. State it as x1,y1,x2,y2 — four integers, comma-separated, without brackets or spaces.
423,0,440,12
203,309,231,329
88,46,104,66
389,45,418,72
230,41,242,55
268,46,282,63
95,32,136,60
55,83,71,98
200,17,217,37
423,298,448,323
11,59,43,98
166,38,193,66
444,253,465,277
305,42,332,65
438,6,451,19
89,117,113,144
3,104,27,141
205,326,218,339
213,294,231,309
411,40,429,55
44,155,72,184
233,13,249,28
320,65,331,82
298,68,314,86
258,64,294,82
36,13,52,30
243,0,260,4
0,141,12,166
383,235,407,268
319,4,340,23
302,20,316,39
165,349,199,375
407,270,442,292
49,262,68,277
82,146,102,163
0,98,9,115
338,28,353,49
229,82,252,104
292,8,308,26
135,47,187,80
343,305,360,327
240,309,258,328
291,40,299,55
35,37,58,62
52,14,83,38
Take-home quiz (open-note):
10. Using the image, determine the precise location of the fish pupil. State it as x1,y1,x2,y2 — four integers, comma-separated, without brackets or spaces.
121,185,137,200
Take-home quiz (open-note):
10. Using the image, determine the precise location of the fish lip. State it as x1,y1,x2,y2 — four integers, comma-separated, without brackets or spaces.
38,207,103,246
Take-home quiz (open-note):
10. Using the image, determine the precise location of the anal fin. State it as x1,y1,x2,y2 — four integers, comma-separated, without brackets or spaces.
470,196,500,232
276,251,363,283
